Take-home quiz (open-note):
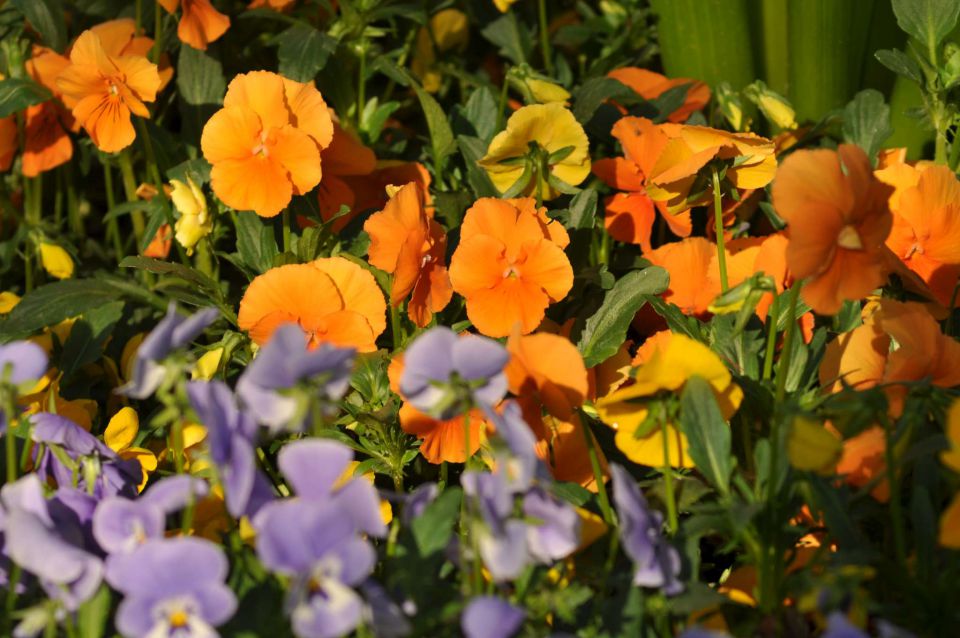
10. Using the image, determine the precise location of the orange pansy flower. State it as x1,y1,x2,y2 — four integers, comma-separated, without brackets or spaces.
835,425,889,502
158,0,231,51
364,182,452,327
23,47,74,176
201,71,333,217
56,29,161,154
645,236,719,317
238,256,386,352
772,144,893,315
607,67,710,123
505,331,588,421
819,316,889,396
449,197,573,337
387,355,488,464
884,165,960,307
248,0,296,9
312,120,378,231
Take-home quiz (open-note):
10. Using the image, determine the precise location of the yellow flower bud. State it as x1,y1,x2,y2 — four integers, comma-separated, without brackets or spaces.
171,177,212,255
39,242,74,279
745,81,797,130
192,348,224,380
526,78,571,104
0,291,21,314
715,82,746,131
787,416,842,475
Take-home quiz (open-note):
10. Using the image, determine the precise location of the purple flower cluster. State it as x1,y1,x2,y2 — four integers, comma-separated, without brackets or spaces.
461,401,580,582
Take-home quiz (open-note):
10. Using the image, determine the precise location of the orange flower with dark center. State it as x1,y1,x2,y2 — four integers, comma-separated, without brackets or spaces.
607,67,710,123
364,183,452,327
85,19,174,90
56,29,161,153
772,144,893,315
449,197,573,337
201,71,333,217
238,257,386,352
159,0,230,50
884,165,960,307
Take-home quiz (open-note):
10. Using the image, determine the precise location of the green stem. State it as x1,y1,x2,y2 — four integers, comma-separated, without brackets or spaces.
118,151,145,239
537,0,553,75
151,2,163,64
881,414,907,567
281,208,292,254
4,564,20,635
712,167,728,293
579,413,614,525
774,282,802,405
103,163,125,261
5,423,17,483
390,299,403,351
660,419,678,535
761,290,781,382
356,45,367,128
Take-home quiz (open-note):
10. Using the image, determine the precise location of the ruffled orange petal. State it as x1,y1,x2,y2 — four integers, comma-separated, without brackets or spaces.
238,263,344,341
592,157,644,191
801,248,887,315
518,239,573,303
506,332,587,420
408,260,453,328
22,103,73,177
311,257,387,340
466,277,550,337
322,121,377,176
314,310,377,352
819,320,889,394
176,0,230,50
282,78,334,150
646,237,717,316
604,192,656,250
223,71,290,132
449,235,509,296
269,124,322,195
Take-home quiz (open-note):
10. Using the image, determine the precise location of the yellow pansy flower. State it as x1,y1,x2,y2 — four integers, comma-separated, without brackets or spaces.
595,334,742,468
410,9,469,93
479,103,590,201
0,291,20,314
39,242,74,279
105,407,158,491
170,176,212,255
787,416,842,475
493,0,520,12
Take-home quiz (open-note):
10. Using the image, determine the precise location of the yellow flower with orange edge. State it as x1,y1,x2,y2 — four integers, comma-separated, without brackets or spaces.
595,334,742,468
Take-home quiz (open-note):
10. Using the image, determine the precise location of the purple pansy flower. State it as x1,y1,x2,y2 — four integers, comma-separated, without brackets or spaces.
30,412,141,499
186,380,272,518
105,537,236,638
0,341,48,434
402,482,438,525
522,486,580,563
482,400,551,492
237,324,355,432
93,476,209,554
609,463,683,595
121,303,219,399
462,470,530,582
399,327,508,420
461,596,525,638
1,475,103,611
359,581,412,638
822,612,869,638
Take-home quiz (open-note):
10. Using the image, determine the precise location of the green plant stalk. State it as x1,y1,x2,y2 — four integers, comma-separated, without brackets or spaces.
5,418,17,483
281,208,292,254
650,0,755,90
103,163,125,262
774,282,801,405
151,2,163,64
757,0,788,93
712,168,728,292
761,290,781,381
4,563,20,635
787,0,872,122
537,0,553,75
660,419,678,535
579,414,614,525
356,45,367,128
390,298,403,351
880,414,907,567
118,151,145,239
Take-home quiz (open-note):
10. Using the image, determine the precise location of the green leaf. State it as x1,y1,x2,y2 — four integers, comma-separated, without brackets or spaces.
458,135,499,198
0,280,122,342
119,256,222,298
411,487,461,556
11,0,66,51
875,48,924,84
462,86,499,143
892,0,960,53
411,82,457,178
678,376,734,496
842,89,894,161
0,78,51,117
76,584,112,638
578,267,669,367
643,294,703,340
167,158,212,185
571,77,635,124
480,12,530,65
234,212,279,275
276,24,338,82
59,301,124,380
559,188,597,230
177,46,226,106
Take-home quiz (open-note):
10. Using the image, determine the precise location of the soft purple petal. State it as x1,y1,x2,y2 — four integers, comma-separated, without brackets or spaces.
0,341,48,386
360,580,411,638
291,583,364,638
170,307,219,349
105,537,228,597
523,487,580,563
402,483,438,525
140,475,210,514
462,471,513,526
331,478,387,539
30,412,113,457
278,439,353,500
255,499,356,575
399,328,457,395
822,613,870,638
452,335,509,396
478,519,530,582
93,498,164,554
462,596,525,638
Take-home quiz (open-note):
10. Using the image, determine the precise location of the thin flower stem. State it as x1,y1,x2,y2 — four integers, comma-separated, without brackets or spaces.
537,0,553,75
712,167,728,293
578,412,614,525
660,419,678,535
103,163,124,261
761,290,781,382
118,151,145,239
5,415,17,483
774,282,802,405
880,413,907,567
151,1,163,64
390,296,403,352
281,208,292,254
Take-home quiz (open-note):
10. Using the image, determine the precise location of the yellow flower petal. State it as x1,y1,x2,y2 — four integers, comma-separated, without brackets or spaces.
105,407,140,452
0,291,21,314
192,348,224,381
787,416,842,475
941,399,960,473
39,242,74,279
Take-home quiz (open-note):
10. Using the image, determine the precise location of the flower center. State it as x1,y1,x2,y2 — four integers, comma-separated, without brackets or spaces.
836,225,863,250
108,83,119,96
169,610,189,628
502,264,521,279
251,131,270,158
